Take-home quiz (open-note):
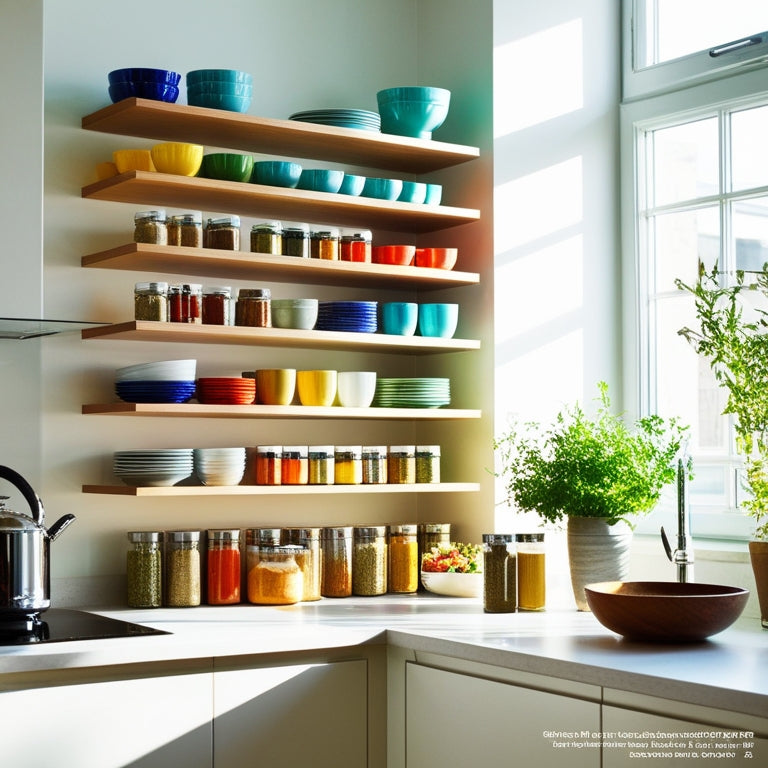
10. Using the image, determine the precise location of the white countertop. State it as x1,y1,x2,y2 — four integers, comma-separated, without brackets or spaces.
1,594,766,717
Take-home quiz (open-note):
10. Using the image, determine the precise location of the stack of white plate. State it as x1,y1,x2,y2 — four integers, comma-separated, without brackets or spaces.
115,359,197,381
114,449,194,487
193,447,246,486
289,108,381,132
115,359,197,403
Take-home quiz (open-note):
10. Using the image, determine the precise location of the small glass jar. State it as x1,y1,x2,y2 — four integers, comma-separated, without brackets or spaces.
245,527,282,576
126,531,162,608
165,530,202,607
321,526,353,597
388,445,416,484
202,286,232,325
340,229,372,262
388,524,419,593
134,281,168,322
205,215,240,250
134,210,167,245
282,223,310,258
334,445,362,484
281,445,308,485
353,526,387,596
169,283,202,323
308,445,334,485
362,445,388,484
482,534,516,613
516,533,545,611
168,212,203,248
235,287,272,327
310,228,340,260
415,445,441,483
255,445,282,485
282,527,322,601
418,523,451,582
247,545,304,605
250,220,283,255
207,529,241,605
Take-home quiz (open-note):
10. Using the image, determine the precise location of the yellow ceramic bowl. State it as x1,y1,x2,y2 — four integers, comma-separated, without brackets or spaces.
112,149,156,174
95,161,119,180
255,369,296,406
297,370,337,407
150,142,204,176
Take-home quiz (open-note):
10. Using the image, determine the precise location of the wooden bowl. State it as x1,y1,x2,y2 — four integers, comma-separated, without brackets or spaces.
585,581,749,642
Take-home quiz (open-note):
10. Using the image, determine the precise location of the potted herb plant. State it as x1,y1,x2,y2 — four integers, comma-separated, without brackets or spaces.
494,382,688,610
677,263,768,628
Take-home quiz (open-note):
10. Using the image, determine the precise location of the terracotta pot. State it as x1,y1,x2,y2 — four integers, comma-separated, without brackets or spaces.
748,540,768,629
567,517,633,611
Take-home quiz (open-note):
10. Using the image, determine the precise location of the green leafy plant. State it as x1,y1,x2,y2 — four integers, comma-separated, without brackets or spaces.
494,382,688,527
676,263,768,540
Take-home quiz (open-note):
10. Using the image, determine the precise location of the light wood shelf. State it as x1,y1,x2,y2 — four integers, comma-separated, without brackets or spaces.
81,98,480,173
82,243,480,289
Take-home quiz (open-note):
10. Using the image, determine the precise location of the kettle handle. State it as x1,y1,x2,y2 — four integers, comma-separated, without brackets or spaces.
0,465,45,525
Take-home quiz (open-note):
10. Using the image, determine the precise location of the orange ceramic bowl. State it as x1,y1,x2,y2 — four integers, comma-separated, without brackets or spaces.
372,245,416,266
415,247,458,270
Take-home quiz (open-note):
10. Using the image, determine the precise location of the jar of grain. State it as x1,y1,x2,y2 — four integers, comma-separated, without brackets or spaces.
255,445,282,485
516,533,545,611
126,531,162,608
247,545,304,605
168,212,203,248
353,526,387,596
165,530,201,607
362,445,387,484
282,223,310,258
250,220,283,255
206,529,241,605
482,534,516,613
388,524,418,593
388,445,415,484
334,445,362,484
340,229,372,262
134,210,167,245
415,445,441,483
282,527,321,601
310,228,340,260
245,527,282,578
281,445,308,485
205,215,240,250
202,286,232,325
308,445,334,485
134,281,168,322
321,526,353,597
235,287,271,327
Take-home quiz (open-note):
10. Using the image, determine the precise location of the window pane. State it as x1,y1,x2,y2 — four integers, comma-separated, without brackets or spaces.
733,198,768,271
651,118,718,207
731,105,768,191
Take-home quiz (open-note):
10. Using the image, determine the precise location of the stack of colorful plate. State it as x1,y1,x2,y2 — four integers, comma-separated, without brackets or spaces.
113,449,194,487
372,377,451,408
196,377,256,405
115,359,197,403
316,301,378,333
193,447,246,486
289,108,381,132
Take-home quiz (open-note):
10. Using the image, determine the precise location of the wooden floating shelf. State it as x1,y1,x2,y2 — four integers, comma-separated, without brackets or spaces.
81,99,480,173
82,172,479,233
82,243,480,289
82,403,481,419
81,320,481,353
82,482,480,497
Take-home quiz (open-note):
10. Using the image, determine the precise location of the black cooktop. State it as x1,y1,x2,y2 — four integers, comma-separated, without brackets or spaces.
0,609,170,645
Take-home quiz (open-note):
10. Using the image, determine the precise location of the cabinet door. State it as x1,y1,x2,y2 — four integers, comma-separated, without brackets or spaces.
405,663,600,768
213,659,367,768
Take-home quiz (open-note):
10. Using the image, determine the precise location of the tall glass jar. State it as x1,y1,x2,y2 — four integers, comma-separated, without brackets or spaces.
334,446,362,484
516,533,545,611
362,445,387,484
205,215,240,250
281,445,308,485
126,531,162,608
388,524,419,593
247,545,304,605
308,446,334,485
353,526,387,596
415,445,441,483
169,283,202,323
388,445,416,484
482,534,516,613
321,526,353,597
235,287,272,327
282,527,322,601
207,529,241,605
250,220,283,255
134,210,167,245
282,223,310,258
255,445,282,485
202,286,232,325
165,530,201,607
134,281,168,322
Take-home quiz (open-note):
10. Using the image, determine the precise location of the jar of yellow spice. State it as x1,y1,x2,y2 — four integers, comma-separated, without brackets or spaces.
388,524,418,593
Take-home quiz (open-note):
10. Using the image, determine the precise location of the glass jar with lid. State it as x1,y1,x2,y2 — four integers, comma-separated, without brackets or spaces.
282,223,310,258
340,229,372,262
247,545,304,605
353,526,387,596
206,529,241,605
134,209,167,245
134,281,168,322
388,524,419,593
310,227,340,260
235,287,271,327
516,533,545,611
282,527,321,601
308,446,334,485
415,445,441,483
281,445,308,485
202,286,232,325
245,527,282,575
165,530,202,607
250,220,283,255
126,531,162,608
169,283,202,323
388,445,416,484
255,445,282,485
334,445,362,484
362,445,387,484
204,215,240,250
482,534,516,613
168,211,202,247
321,526,353,597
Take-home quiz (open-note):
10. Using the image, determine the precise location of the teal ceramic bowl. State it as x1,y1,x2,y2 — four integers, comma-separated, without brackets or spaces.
198,153,254,182
361,176,403,201
380,302,418,336
186,69,253,85
187,91,251,113
187,81,252,96
296,169,344,194
397,181,427,204
251,161,302,188
418,303,458,338
378,99,450,139
339,174,366,196
424,183,443,205
377,86,450,104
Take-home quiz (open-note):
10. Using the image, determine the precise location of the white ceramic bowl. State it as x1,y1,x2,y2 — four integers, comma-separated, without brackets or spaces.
337,371,377,407
271,299,319,330
420,571,483,597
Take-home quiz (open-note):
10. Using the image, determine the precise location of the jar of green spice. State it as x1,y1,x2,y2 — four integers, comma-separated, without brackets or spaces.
126,531,163,608
482,534,516,613
165,530,201,607
415,445,441,483
134,281,169,322
353,526,387,596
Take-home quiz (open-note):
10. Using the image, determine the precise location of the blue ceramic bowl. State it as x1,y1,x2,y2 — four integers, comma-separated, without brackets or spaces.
186,69,253,85
187,91,251,113
296,169,344,194
418,303,459,338
424,183,443,205
108,82,179,103
187,81,252,96
251,161,303,188
108,68,181,86
397,181,427,204
380,302,418,336
361,176,403,201
378,99,450,139
339,174,366,196
376,86,450,104
198,153,254,183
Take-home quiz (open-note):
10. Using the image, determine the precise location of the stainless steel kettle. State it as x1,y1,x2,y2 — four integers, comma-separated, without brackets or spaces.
0,465,75,620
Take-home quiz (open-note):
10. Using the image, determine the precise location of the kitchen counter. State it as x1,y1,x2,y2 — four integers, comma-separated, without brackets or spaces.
1,594,766,717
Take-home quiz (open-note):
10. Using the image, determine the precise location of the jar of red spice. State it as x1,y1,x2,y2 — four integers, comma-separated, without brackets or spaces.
321,526,353,597
202,286,232,325
235,287,271,327
255,445,282,485
281,445,308,485
340,229,372,262
206,529,241,605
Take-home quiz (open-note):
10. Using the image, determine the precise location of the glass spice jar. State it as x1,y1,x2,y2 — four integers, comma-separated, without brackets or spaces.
340,229,372,262
282,223,310,258
321,526,353,597
134,281,169,322
167,212,203,248
205,215,240,250
235,287,271,327
126,531,162,608
388,524,419,593
207,529,241,605
308,445,334,485
415,445,441,483
134,210,167,245
281,445,308,485
334,445,362,484
388,445,416,484
282,527,321,601
362,445,388,484
202,286,232,325
353,526,387,596
417,523,451,583
250,220,283,255
245,528,282,580
310,228,340,260
482,534,516,613
165,530,201,607
169,283,202,323
247,545,304,605
255,446,282,485
516,533,546,611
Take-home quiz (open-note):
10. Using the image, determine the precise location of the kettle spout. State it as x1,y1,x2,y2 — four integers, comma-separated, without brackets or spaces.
47,514,75,541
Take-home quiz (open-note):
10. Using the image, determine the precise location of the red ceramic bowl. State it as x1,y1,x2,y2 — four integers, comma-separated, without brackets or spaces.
372,245,416,266
415,247,458,270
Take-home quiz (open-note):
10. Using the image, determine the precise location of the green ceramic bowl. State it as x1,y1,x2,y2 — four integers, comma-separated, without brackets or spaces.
198,153,254,183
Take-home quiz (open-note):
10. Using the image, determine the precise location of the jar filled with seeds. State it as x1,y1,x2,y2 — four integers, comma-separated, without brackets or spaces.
167,212,203,248
207,529,241,605
310,228,340,260
340,229,372,262
134,210,167,245
281,445,308,485
282,223,310,258
388,445,416,484
250,220,283,255
205,215,240,250
416,445,441,483
165,530,201,607
308,445,334,485
388,524,419,593
255,445,282,485
282,527,321,601
321,526,353,597
362,445,387,484
235,287,271,327
482,534,516,613
126,531,162,608
202,286,232,325
247,545,304,605
134,281,168,322
353,526,387,596
334,445,362,484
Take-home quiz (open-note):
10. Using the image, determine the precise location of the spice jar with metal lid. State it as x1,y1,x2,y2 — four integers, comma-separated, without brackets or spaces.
321,526,353,597
206,529,241,605
516,533,545,611
247,545,304,605
235,287,271,327
205,215,240,250
353,526,387,596
310,227,340,260
245,527,282,573
417,523,451,585
202,286,232,325
165,530,201,607
126,531,162,608
416,445,441,483
282,527,321,601
134,210,167,245
482,534,516,613
388,445,416,484
134,281,168,322
388,524,419,593
282,223,310,258
169,283,202,323
334,445,362,484
362,445,387,484
308,445,334,485
340,229,372,262
255,445,282,485
168,212,203,248
281,445,308,485
250,220,283,255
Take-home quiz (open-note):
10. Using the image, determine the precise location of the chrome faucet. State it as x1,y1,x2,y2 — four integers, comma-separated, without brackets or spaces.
661,458,694,583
